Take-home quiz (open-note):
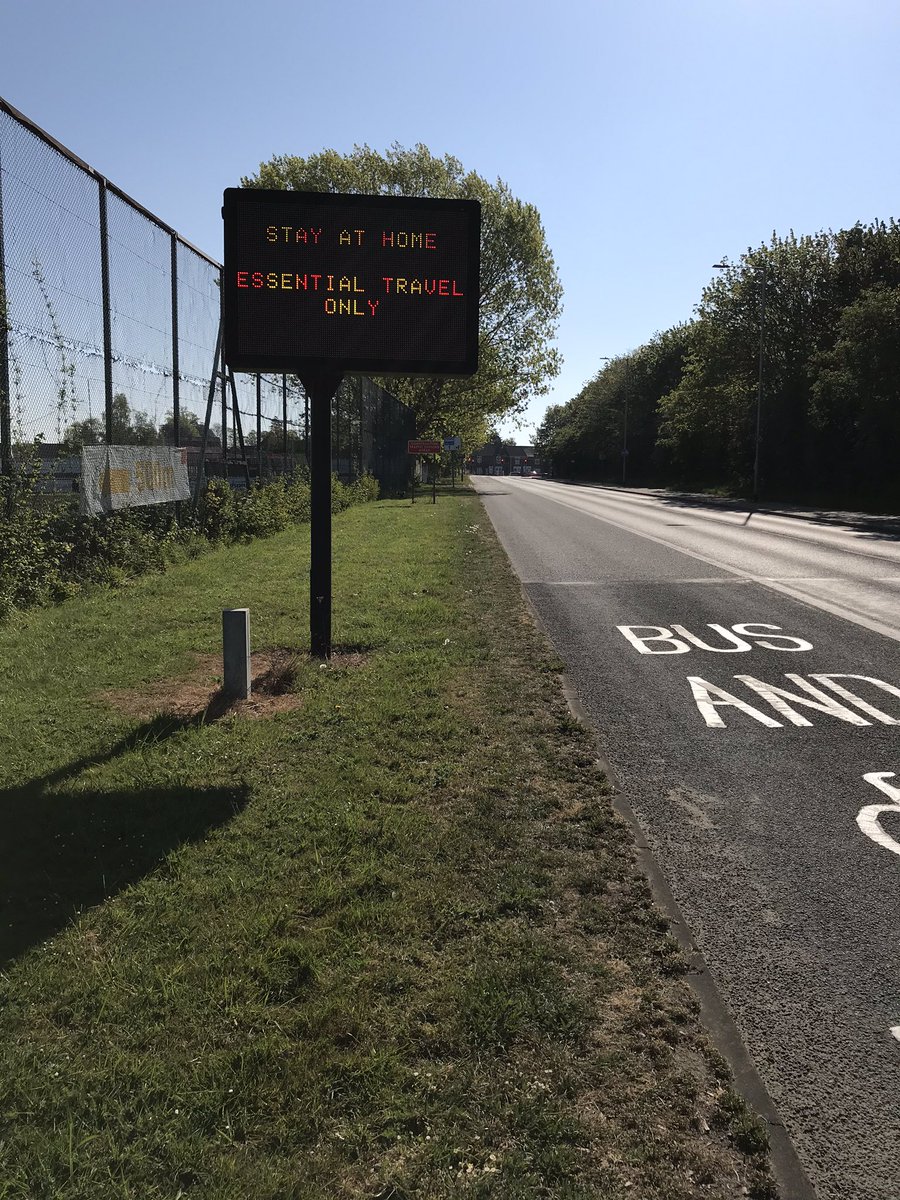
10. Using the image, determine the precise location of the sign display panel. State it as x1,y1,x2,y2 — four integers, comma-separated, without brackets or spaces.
223,188,480,377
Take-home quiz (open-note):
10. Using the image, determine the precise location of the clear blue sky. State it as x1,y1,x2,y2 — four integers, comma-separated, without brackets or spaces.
4,0,899,443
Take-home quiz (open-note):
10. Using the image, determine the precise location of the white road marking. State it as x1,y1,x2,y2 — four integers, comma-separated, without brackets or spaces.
617,622,813,655
521,488,900,644
735,674,871,727
617,622,814,655
859,773,900,859
809,675,900,725
731,624,813,652
687,677,783,728
685,673,900,729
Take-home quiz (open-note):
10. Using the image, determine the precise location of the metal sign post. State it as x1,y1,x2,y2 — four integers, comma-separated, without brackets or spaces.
222,188,480,660
302,371,342,658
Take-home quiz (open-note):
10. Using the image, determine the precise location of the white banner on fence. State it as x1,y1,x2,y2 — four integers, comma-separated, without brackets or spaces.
80,446,191,516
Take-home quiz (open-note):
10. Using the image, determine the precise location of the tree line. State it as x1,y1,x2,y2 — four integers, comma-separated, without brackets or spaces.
537,220,900,507
63,395,306,453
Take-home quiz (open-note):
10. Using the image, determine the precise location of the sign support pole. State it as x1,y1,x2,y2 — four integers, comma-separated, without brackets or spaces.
302,371,342,658
191,317,223,510
226,367,252,489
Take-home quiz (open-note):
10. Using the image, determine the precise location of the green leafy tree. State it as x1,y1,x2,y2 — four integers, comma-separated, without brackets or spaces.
63,415,105,450
259,420,305,453
541,216,900,502
810,283,900,499
159,409,205,445
110,394,156,445
241,144,563,438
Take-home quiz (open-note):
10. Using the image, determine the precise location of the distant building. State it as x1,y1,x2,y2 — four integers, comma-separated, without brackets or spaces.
467,437,543,476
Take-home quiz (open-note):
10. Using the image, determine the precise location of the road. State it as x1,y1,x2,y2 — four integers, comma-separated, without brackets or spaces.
472,476,900,1200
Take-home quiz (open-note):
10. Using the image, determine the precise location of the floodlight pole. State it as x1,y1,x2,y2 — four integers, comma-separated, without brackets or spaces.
302,370,342,658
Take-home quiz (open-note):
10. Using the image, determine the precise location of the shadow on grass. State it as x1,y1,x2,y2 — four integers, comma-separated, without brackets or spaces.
0,715,249,967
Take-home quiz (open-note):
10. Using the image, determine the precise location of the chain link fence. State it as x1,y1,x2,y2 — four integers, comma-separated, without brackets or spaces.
0,97,414,501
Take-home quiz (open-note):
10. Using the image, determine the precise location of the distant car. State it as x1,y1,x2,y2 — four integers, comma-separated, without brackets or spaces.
527,469,541,478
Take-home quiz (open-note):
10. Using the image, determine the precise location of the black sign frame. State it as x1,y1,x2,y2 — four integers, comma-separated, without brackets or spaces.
222,188,481,377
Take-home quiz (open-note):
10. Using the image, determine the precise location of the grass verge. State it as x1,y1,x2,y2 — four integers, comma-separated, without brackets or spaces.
0,487,777,1198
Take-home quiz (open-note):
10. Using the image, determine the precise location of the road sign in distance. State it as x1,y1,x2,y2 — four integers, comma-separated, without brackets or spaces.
443,436,462,451
408,440,442,455
223,188,481,377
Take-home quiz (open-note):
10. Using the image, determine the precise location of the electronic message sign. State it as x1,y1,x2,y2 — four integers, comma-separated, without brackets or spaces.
222,188,480,377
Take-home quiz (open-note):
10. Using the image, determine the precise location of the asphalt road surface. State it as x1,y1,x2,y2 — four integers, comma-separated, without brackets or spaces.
472,476,900,1200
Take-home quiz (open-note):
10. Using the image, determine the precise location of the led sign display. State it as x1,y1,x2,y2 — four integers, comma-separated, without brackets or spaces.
222,188,480,376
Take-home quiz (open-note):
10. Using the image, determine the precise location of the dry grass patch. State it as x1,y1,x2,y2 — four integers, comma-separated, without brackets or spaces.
99,648,305,721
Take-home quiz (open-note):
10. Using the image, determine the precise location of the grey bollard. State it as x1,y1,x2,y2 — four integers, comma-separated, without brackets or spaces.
222,608,251,699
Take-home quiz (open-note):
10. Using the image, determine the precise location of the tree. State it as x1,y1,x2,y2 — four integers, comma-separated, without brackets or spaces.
63,415,105,450
110,394,156,445
809,284,900,500
241,144,563,439
258,420,305,453
63,394,156,449
159,409,204,445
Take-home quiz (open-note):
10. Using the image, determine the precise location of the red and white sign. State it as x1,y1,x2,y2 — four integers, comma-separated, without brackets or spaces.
408,440,441,455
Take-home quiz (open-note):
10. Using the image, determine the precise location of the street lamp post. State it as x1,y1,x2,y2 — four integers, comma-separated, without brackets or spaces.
597,357,612,481
713,258,766,502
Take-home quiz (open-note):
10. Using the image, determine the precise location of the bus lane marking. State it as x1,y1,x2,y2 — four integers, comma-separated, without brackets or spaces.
616,616,900,1043
615,622,900,729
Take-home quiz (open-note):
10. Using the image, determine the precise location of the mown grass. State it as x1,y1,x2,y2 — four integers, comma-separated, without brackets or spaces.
0,486,777,1198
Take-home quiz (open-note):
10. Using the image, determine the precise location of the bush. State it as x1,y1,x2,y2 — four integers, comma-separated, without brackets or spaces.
197,478,240,542
0,450,70,619
0,462,380,622
58,507,167,586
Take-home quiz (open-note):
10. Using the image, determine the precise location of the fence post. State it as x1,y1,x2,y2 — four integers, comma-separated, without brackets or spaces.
0,127,11,504
98,179,114,443
170,233,181,521
170,234,180,448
